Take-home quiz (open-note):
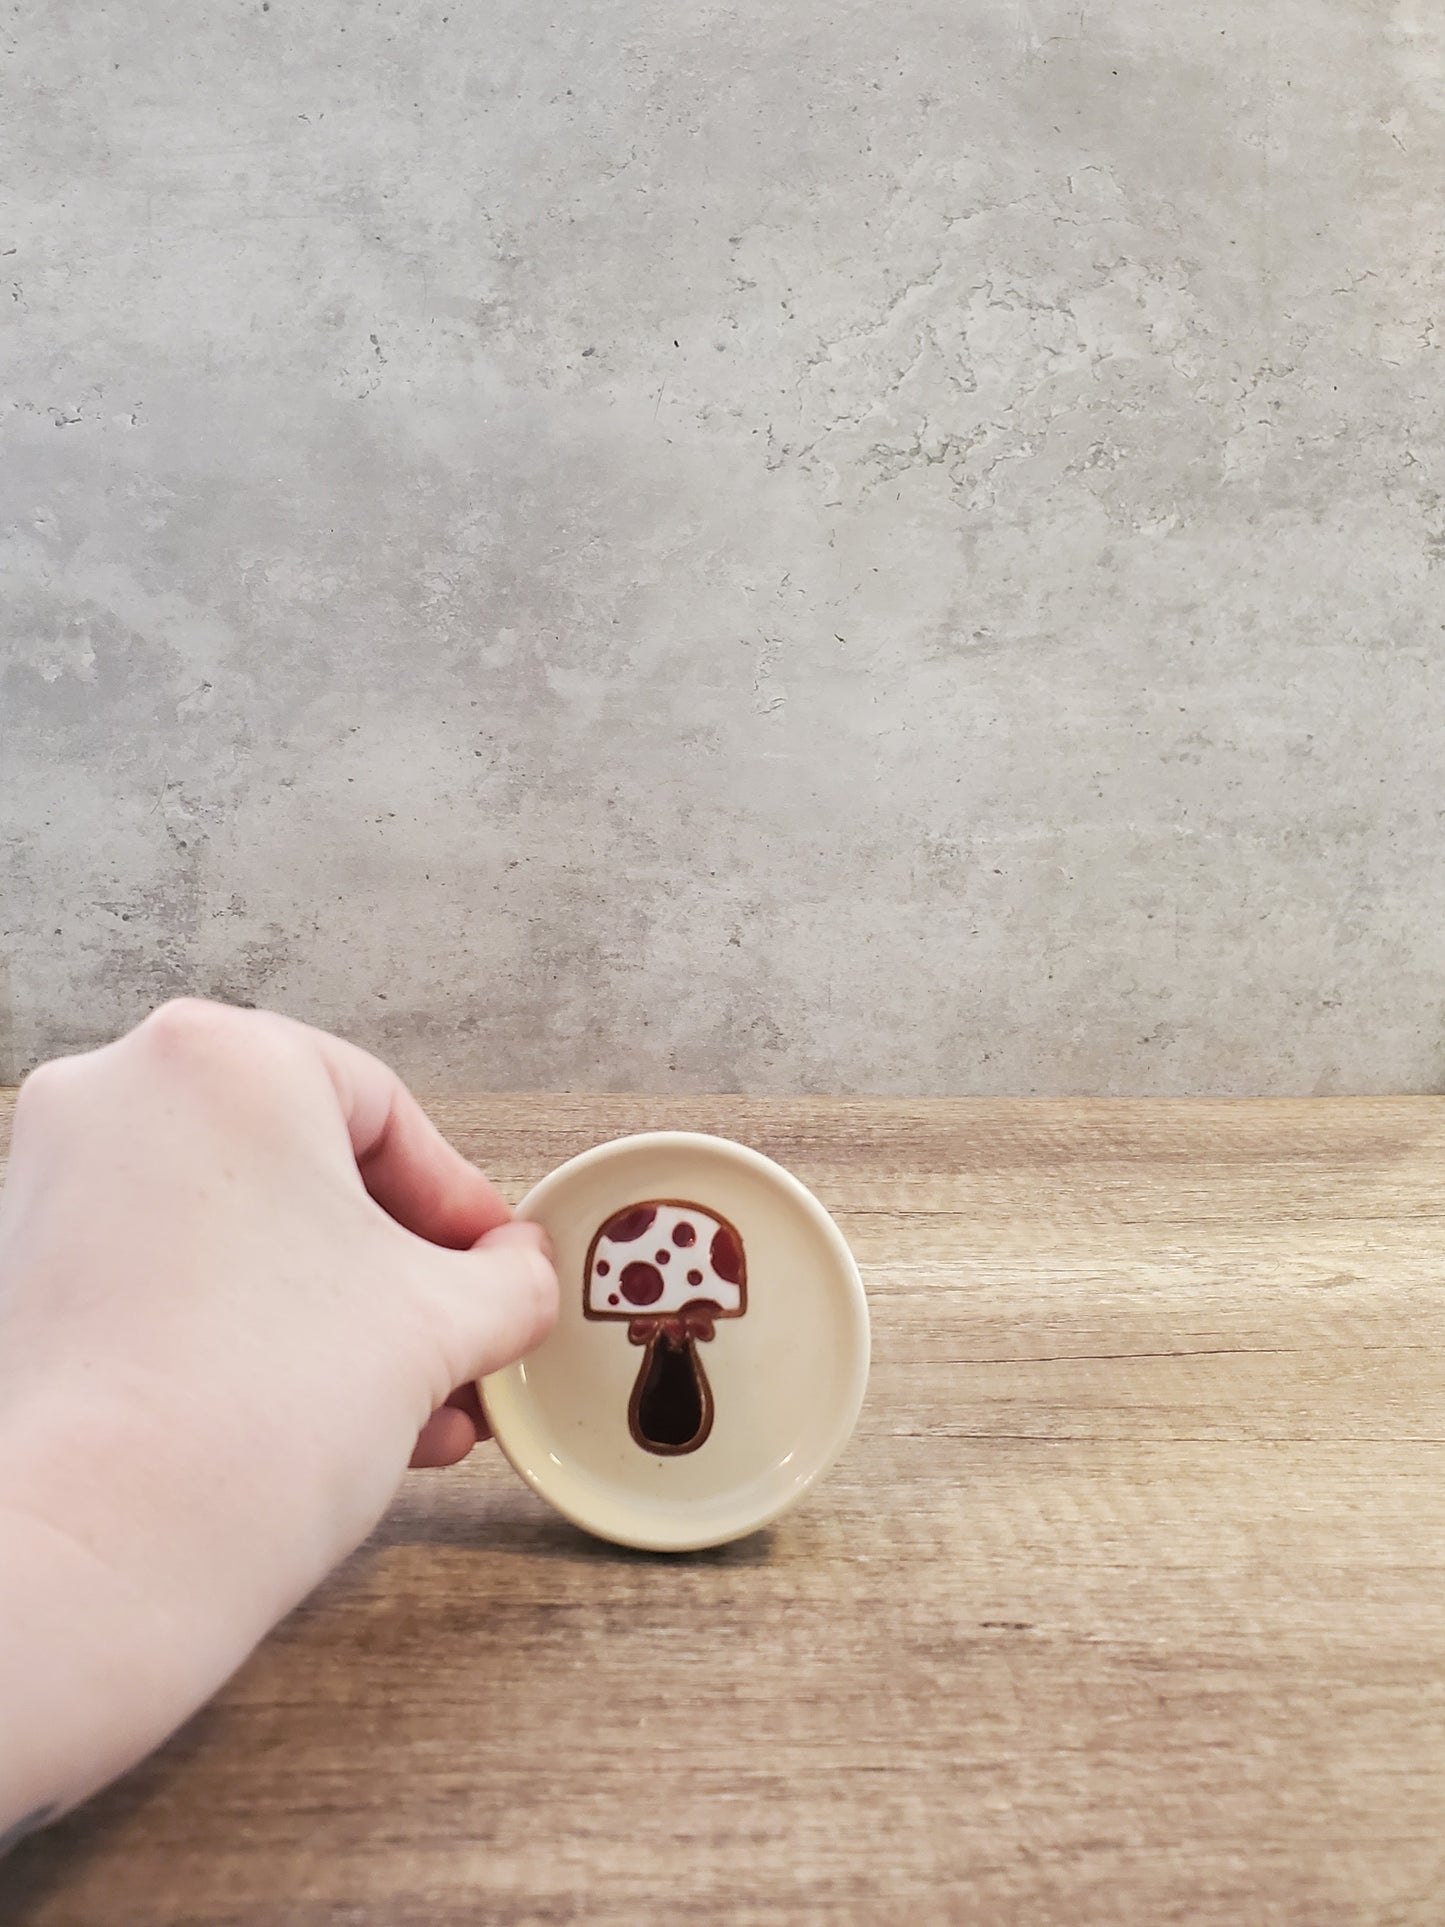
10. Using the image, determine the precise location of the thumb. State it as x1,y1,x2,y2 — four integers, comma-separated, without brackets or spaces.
429,1219,560,1388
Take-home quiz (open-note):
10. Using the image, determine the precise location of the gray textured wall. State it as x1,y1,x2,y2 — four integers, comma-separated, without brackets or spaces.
3,1,1443,1095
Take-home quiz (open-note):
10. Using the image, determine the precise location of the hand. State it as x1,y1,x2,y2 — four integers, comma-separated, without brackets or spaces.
0,1000,558,1831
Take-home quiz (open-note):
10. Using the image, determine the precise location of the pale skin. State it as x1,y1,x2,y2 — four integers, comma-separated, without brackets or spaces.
0,1000,560,1846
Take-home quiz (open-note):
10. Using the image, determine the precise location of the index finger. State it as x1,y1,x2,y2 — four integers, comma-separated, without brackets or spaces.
279,1019,513,1250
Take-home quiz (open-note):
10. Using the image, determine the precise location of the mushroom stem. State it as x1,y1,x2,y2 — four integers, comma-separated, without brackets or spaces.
628,1333,715,1455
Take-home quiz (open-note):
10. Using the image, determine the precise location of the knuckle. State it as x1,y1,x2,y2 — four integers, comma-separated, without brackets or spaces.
133,998,276,1069
13,1053,86,1125
128,1000,301,1099
138,997,241,1049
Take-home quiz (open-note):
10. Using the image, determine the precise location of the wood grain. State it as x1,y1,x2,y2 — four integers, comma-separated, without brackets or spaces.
2,1092,1444,1925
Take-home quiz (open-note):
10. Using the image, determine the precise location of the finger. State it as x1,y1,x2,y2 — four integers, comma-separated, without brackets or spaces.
427,1220,559,1388
443,1380,491,1440
409,1383,492,1469
276,1019,514,1250
410,1404,480,1469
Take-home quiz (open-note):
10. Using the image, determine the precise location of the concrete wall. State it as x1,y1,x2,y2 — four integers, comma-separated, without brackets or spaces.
4,0,1443,1096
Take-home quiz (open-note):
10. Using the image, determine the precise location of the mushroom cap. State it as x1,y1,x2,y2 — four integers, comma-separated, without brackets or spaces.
584,1200,747,1321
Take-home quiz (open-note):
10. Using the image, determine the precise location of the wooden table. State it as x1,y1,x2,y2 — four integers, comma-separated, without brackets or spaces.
3,1093,1444,1925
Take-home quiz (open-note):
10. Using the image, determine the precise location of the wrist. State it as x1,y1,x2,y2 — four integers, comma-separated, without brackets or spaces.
0,1497,184,1829
0,1384,247,1828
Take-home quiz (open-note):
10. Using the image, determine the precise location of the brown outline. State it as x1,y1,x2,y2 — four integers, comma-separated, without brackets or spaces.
582,1200,748,1323
583,1199,746,1457
626,1331,717,1455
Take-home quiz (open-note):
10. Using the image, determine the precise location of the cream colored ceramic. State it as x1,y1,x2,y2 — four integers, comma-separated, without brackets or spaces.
479,1132,870,1552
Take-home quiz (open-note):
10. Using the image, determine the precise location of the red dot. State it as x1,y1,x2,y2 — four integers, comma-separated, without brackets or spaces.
687,1268,703,1286
655,1249,670,1264
710,1225,743,1284
608,1293,619,1306
619,1261,664,1307
596,1259,610,1277
673,1221,697,1247
603,1204,657,1244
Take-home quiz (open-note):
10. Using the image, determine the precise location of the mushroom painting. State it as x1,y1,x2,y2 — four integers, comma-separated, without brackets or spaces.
583,1200,748,1454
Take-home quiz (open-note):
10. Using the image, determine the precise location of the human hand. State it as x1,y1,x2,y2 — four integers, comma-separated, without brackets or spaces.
0,1000,558,1831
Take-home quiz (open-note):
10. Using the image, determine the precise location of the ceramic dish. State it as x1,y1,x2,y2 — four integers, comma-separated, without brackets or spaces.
479,1131,869,1552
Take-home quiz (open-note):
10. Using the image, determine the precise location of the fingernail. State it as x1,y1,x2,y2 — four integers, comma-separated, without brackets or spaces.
532,1247,559,1293
519,1220,555,1264
485,1219,553,1264
487,1219,537,1244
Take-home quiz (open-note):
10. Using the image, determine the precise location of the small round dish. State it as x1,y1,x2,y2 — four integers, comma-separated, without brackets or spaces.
479,1131,869,1552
